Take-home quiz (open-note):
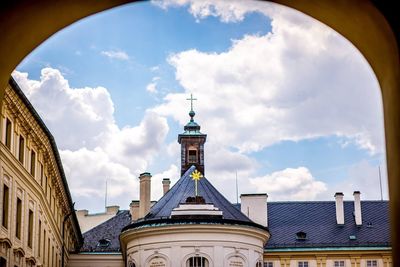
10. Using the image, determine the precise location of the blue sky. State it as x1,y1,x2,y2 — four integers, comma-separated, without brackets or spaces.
14,1,387,212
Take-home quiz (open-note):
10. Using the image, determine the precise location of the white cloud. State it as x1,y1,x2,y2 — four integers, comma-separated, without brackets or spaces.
101,50,130,60
152,1,384,156
249,167,327,200
146,77,161,93
146,83,157,93
152,0,274,23
333,160,389,200
150,164,180,200
12,68,169,211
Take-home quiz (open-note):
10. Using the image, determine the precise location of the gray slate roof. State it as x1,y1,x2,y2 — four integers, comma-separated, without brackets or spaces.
264,200,390,249
79,166,390,252
80,201,390,252
145,165,250,221
81,210,131,252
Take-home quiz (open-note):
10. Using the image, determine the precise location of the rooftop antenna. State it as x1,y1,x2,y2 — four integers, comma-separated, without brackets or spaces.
105,179,108,211
236,170,239,205
378,165,383,201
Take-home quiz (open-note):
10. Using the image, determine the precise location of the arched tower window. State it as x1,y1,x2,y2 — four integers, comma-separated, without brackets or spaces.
128,261,136,267
186,256,209,267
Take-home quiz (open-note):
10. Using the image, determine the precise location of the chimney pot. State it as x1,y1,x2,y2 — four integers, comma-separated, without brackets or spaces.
129,200,140,221
334,192,344,225
162,178,171,195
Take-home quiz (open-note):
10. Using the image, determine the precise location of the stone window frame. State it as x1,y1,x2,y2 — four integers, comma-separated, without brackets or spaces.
144,252,170,267
182,252,212,267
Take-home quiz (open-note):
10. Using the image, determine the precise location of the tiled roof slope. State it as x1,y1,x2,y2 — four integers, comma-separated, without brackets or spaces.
80,201,390,252
145,165,250,222
80,210,131,252
265,201,390,249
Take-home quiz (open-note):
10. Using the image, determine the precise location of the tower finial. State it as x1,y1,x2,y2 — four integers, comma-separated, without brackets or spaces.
186,94,197,121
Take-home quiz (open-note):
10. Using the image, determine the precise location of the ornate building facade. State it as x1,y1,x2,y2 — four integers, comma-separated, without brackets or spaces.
0,78,82,266
0,78,389,267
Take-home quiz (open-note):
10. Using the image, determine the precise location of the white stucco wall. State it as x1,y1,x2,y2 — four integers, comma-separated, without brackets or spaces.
240,194,268,227
76,206,119,233
121,224,269,267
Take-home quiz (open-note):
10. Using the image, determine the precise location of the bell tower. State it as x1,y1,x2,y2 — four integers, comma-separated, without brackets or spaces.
178,94,207,176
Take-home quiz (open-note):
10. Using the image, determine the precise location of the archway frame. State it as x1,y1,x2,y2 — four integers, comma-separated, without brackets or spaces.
0,0,398,265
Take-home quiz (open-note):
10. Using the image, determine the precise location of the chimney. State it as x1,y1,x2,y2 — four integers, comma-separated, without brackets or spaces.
162,178,171,195
240,193,268,227
129,200,140,221
334,192,344,225
139,172,152,219
106,205,119,215
353,191,362,226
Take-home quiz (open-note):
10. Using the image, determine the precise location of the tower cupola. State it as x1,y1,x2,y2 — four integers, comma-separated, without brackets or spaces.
178,94,207,176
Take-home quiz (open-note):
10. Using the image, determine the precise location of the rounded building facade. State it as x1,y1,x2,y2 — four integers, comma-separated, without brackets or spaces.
121,220,268,267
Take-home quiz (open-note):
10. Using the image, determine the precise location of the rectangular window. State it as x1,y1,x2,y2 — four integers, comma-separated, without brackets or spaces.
18,136,25,163
188,149,197,163
15,198,22,239
40,163,43,186
30,150,36,177
264,262,274,267
38,220,41,257
298,262,309,267
53,197,56,216
0,257,7,267
334,261,345,267
43,230,46,264
47,238,50,267
366,260,378,267
52,246,54,266
28,209,34,248
48,184,51,202
5,118,12,149
2,184,9,228
44,175,48,193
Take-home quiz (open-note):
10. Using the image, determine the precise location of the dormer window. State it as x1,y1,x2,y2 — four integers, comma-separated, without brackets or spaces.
296,231,307,240
97,238,110,248
188,149,198,163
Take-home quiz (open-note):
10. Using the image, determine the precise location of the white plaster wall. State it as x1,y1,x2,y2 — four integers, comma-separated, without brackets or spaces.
76,206,119,233
240,195,267,226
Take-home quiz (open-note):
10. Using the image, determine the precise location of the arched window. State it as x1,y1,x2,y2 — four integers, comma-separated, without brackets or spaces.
128,261,136,267
186,256,209,267
256,261,262,267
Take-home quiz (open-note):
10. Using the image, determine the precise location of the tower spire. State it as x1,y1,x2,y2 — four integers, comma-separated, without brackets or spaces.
178,94,207,176
186,93,197,121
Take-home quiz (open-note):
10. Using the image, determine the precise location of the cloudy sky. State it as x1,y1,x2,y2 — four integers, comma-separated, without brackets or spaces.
14,0,387,213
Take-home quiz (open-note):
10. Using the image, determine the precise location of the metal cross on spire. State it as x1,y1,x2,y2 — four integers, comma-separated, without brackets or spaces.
186,93,197,111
